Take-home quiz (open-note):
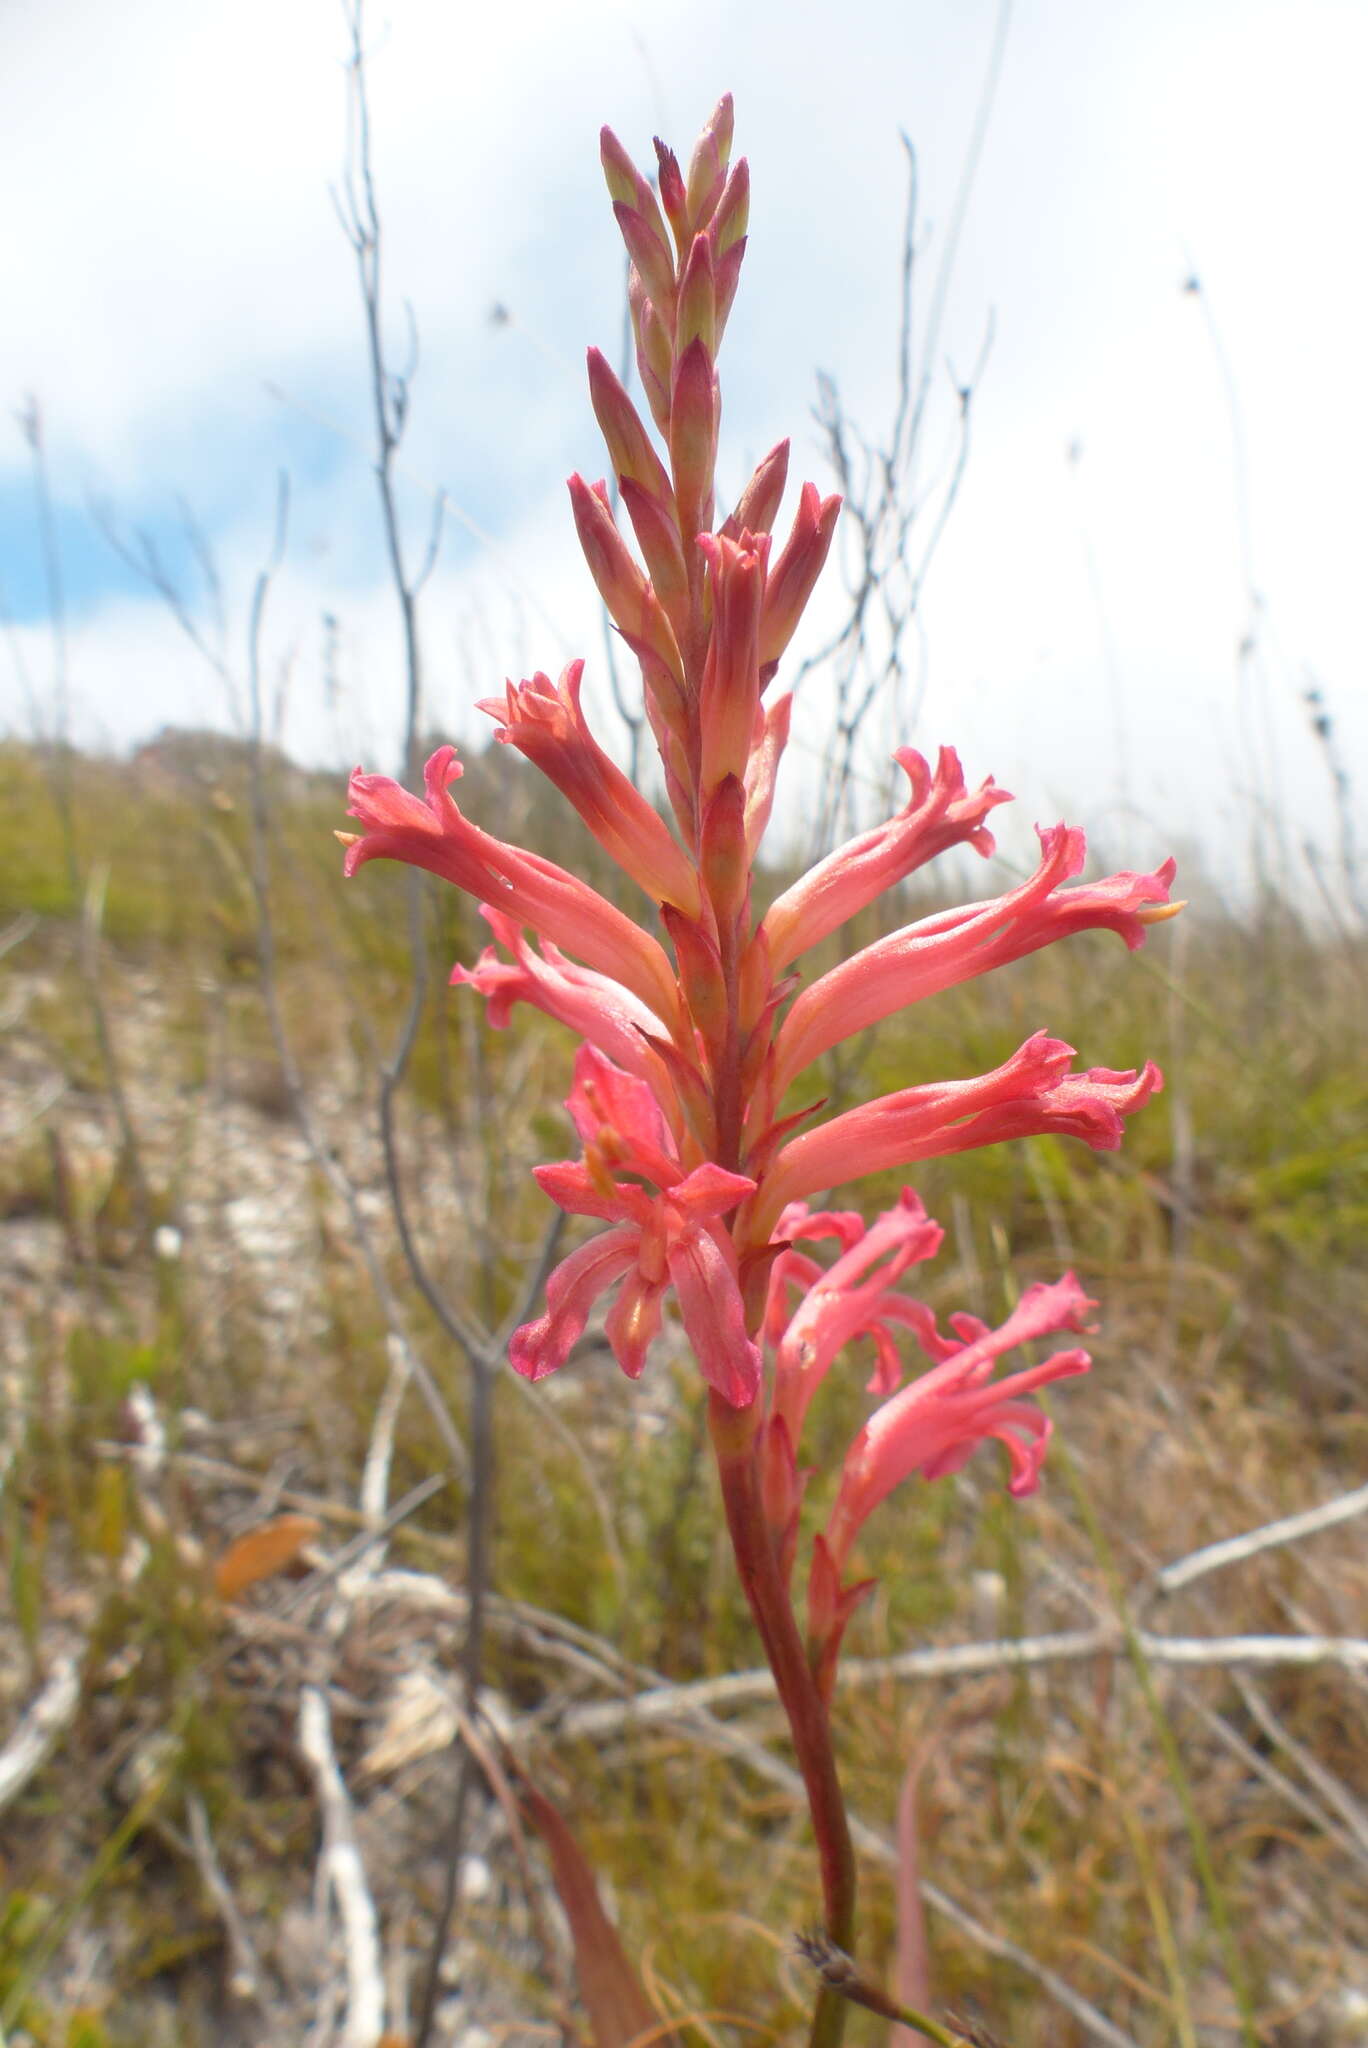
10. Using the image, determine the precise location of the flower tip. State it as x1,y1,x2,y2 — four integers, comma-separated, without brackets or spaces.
334,830,359,847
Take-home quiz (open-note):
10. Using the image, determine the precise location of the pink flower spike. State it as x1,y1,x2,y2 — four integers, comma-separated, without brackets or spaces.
822,1274,1097,1575
345,746,683,1027
771,824,1176,1096
754,1034,1162,1237
479,659,700,916
760,747,1009,972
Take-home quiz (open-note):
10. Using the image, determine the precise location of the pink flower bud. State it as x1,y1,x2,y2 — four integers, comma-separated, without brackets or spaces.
669,335,719,542
618,475,690,628
759,481,841,677
661,903,729,1063
697,530,765,796
723,439,790,541
700,772,750,931
567,474,684,686
712,159,749,258
652,136,688,251
586,348,675,509
613,201,677,319
676,232,717,360
628,269,673,434
685,93,734,229
600,125,670,255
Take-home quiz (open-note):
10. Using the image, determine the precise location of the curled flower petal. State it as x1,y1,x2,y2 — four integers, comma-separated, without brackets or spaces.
345,746,683,1026
509,1226,640,1382
669,1222,762,1407
480,658,699,915
822,1273,1098,1574
771,1190,944,1446
453,908,675,1093
771,823,1176,1096
751,1034,1162,1240
760,746,1008,972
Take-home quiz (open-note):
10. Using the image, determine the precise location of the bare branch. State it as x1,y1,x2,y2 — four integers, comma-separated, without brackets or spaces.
0,1655,81,1813
186,1794,263,2003
1156,1479,1368,1595
299,1686,387,2048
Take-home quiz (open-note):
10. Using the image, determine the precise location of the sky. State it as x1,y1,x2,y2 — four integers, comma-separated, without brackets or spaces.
3,0,1366,906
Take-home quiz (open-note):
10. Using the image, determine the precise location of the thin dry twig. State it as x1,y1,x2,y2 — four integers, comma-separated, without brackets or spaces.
299,1684,387,2048
0,1655,82,1814
555,1625,1368,1740
186,1792,263,2003
1155,1479,1368,1595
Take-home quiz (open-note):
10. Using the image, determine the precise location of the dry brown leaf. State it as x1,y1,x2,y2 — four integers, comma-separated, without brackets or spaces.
520,1780,675,2048
213,1514,321,1601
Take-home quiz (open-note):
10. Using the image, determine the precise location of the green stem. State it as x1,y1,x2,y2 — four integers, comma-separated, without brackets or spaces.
709,1392,857,2048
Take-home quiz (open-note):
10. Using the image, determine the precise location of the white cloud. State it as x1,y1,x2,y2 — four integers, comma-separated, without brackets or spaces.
3,0,1365,901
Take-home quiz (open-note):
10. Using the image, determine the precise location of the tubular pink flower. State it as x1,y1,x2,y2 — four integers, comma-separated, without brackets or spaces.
760,747,1009,973
769,1190,944,1447
822,1273,1098,1577
509,1226,641,1382
512,1047,761,1404
478,660,700,916
771,826,1177,1097
451,907,680,1100
752,1033,1163,1238
343,745,682,1026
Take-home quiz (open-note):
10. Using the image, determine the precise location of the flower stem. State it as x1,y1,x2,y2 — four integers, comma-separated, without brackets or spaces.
708,1391,857,2048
